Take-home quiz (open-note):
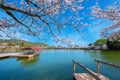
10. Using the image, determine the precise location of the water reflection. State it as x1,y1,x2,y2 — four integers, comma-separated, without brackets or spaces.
100,51,120,65
0,57,9,60
0,50,120,80
16,56,39,66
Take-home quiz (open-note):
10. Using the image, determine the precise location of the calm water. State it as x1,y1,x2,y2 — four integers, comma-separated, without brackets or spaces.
0,49,120,80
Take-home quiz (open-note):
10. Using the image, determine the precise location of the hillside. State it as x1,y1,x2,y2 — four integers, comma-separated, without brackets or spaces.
0,39,48,47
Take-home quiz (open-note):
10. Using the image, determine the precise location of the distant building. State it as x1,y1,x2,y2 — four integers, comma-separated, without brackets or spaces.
0,43,8,48
14,46,20,48
0,45,6,48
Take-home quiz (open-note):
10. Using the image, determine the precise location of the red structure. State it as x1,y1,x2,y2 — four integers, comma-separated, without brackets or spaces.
29,47,41,51
23,47,41,54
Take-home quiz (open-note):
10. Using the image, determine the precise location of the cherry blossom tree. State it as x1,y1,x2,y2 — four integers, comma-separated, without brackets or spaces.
91,1,120,38
91,1,120,50
0,0,84,46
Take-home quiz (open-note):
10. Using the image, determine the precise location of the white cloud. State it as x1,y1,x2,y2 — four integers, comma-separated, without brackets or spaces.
67,34,88,46
57,33,88,47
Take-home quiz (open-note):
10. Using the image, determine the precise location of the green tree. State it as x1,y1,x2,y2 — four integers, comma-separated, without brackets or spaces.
88,43,92,46
94,39,107,46
93,39,107,49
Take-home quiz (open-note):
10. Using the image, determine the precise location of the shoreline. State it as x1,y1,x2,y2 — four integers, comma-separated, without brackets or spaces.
0,48,120,53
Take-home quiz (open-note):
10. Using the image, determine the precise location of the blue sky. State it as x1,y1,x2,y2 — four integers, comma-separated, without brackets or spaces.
0,0,118,47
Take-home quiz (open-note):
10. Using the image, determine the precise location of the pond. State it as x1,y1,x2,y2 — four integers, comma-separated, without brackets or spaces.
0,49,120,80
